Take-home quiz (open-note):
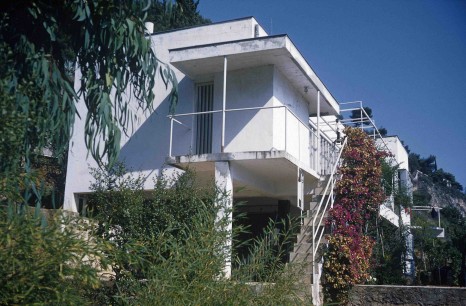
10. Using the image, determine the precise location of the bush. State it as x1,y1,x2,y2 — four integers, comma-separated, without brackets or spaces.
87,165,307,305
0,205,110,305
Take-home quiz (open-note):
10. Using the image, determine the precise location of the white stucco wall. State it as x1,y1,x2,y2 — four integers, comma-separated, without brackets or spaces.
272,67,311,167
376,136,409,171
64,18,265,212
224,65,274,152
170,65,275,155
64,16,336,212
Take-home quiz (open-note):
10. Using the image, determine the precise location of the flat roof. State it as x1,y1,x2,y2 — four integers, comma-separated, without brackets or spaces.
169,35,339,116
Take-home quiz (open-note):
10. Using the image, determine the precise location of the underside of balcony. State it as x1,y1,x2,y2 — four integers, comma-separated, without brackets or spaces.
166,150,319,198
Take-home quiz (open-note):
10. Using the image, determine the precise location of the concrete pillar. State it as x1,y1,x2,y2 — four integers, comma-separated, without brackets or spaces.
317,91,321,175
215,161,233,278
297,168,304,211
313,261,323,306
401,206,415,277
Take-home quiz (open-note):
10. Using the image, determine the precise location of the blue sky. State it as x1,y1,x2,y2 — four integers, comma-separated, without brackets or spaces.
198,0,466,189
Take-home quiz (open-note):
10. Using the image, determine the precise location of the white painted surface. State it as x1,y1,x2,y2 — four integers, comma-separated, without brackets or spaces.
224,66,274,152
376,136,409,171
273,67,310,167
215,161,233,278
64,18,263,211
379,204,400,227
64,17,340,212
170,35,339,116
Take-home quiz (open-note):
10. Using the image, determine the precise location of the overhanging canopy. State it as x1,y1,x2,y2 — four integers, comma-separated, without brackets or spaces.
169,35,340,116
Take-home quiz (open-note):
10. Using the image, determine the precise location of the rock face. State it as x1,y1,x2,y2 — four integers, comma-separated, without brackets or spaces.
412,171,466,216
348,285,466,306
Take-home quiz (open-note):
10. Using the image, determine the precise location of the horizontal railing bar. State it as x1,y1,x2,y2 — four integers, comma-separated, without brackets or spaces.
224,105,285,112
171,118,191,129
169,105,286,118
339,101,363,110
340,118,371,122
340,103,398,167
167,105,341,143
168,109,222,117
339,101,363,105
340,107,364,112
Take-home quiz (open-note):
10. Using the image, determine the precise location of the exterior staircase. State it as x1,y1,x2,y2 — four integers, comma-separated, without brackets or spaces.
289,137,347,306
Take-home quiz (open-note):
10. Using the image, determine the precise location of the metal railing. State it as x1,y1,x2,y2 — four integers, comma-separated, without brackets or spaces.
168,105,338,175
340,101,398,165
340,101,400,205
311,137,347,260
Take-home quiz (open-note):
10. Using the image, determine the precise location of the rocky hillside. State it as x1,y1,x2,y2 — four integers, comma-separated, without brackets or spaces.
412,171,466,217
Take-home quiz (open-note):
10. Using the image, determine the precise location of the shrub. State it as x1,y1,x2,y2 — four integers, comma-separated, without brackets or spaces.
323,127,388,303
87,165,307,305
0,205,110,305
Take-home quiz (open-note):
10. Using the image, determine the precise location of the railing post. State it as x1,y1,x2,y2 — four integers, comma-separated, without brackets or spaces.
312,218,316,289
438,209,441,227
169,116,174,157
284,107,287,152
360,101,363,128
221,56,227,153
317,91,321,176
298,118,301,161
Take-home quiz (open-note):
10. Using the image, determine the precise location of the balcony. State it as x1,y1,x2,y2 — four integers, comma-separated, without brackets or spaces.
167,105,339,181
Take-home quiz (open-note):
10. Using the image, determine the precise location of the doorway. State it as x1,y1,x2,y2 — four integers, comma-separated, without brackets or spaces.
195,83,214,154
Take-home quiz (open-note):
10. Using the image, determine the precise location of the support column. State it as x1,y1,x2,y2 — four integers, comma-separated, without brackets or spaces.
401,206,415,279
221,56,227,153
215,161,233,278
312,262,323,306
297,168,304,212
317,91,321,176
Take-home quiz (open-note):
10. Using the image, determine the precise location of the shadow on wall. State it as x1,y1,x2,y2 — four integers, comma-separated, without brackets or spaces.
223,66,273,152
119,78,191,173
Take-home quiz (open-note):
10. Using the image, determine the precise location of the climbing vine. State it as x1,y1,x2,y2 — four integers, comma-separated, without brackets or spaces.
323,127,388,302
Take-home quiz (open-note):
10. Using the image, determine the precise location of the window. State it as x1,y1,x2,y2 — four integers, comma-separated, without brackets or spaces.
195,83,214,154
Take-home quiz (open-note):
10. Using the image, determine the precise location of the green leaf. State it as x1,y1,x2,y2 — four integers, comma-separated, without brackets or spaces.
105,73,112,87
126,18,135,35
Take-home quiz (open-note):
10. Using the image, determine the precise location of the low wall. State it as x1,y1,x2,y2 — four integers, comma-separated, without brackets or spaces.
348,285,466,306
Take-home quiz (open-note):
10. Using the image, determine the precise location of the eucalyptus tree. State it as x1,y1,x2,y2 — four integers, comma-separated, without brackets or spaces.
147,0,211,32
0,1,177,202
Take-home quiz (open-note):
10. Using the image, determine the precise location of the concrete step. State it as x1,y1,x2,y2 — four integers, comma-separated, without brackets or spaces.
308,201,319,211
296,232,311,242
313,186,328,195
289,250,312,263
303,212,329,227
296,232,326,246
293,242,313,253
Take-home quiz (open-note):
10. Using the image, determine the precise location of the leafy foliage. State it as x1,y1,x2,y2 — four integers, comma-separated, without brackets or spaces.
378,127,388,137
234,217,300,283
86,165,306,304
412,205,466,286
0,206,110,305
409,153,463,192
430,169,463,192
323,127,388,302
371,218,408,284
409,154,437,175
0,0,177,203
147,0,211,32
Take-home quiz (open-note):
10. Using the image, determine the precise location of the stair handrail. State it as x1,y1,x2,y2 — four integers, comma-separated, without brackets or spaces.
312,136,347,258
290,137,347,259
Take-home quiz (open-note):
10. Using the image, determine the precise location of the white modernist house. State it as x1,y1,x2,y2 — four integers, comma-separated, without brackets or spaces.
376,135,415,277
63,17,401,304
